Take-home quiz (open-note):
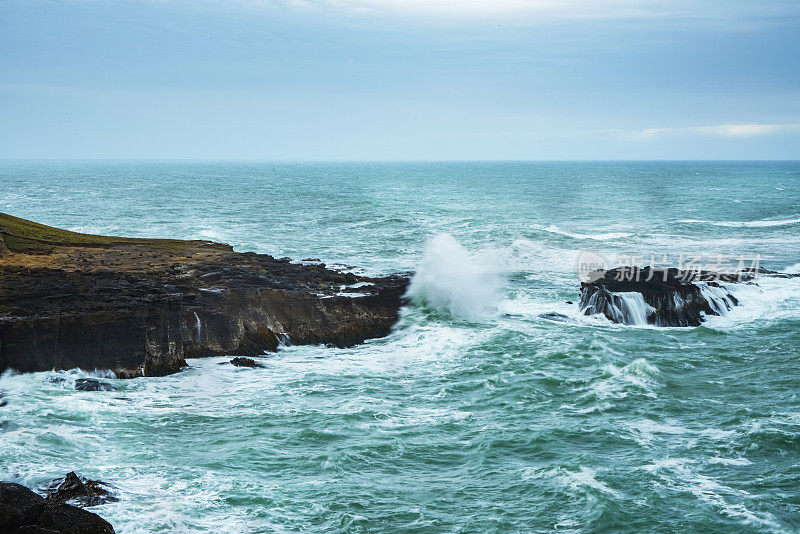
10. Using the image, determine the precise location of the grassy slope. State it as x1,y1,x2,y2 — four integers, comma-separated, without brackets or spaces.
0,212,229,254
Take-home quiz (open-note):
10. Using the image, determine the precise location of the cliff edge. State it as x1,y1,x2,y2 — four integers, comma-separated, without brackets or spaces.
0,213,408,377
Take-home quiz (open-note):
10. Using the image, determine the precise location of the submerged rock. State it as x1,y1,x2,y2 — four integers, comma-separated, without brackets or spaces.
43,472,118,507
580,267,748,327
228,357,264,368
73,379,112,392
0,482,114,534
539,312,570,322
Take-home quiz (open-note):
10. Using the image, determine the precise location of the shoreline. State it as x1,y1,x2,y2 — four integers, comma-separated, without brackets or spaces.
0,212,409,377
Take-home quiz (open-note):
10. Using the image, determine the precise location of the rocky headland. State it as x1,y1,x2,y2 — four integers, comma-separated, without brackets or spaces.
0,212,408,377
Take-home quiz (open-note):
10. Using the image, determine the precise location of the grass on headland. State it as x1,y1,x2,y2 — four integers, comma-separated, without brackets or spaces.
0,212,230,254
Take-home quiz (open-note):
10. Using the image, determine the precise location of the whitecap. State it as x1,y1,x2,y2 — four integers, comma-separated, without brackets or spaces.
782,262,800,274
702,276,800,329
641,457,781,530
522,465,623,499
679,216,800,228
535,224,631,240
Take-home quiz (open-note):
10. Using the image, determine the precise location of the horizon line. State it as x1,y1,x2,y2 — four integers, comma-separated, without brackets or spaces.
1,158,799,163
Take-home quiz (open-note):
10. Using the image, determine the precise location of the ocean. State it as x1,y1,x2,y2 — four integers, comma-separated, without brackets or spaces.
1,160,799,532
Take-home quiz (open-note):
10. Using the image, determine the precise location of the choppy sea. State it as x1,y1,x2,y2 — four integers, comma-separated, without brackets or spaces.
1,161,799,532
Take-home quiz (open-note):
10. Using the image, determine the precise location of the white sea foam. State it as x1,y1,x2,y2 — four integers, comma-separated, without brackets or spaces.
583,358,662,403
536,224,631,240
406,233,502,320
522,465,623,499
642,457,782,530
702,276,800,329
697,282,737,316
782,262,800,274
615,293,656,325
679,216,800,228
580,290,656,326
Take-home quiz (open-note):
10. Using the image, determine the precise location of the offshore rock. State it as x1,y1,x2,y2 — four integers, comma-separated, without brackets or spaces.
43,472,118,507
73,379,113,392
580,266,754,327
0,212,409,377
0,482,115,534
228,357,264,368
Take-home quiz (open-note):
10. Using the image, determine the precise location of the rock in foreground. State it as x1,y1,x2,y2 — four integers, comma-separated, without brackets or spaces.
0,482,114,534
0,212,408,376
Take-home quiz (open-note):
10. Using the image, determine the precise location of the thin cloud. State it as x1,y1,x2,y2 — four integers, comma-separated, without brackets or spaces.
215,0,727,21
180,0,800,28
628,123,800,139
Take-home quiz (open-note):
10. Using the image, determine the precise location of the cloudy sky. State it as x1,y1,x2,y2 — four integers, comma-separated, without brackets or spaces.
1,0,798,159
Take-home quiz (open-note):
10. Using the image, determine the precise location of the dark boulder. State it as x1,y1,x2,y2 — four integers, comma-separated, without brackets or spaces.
43,472,117,507
73,379,113,392
16,526,60,533
0,482,114,534
580,267,744,327
0,483,45,531
228,357,264,368
34,504,114,534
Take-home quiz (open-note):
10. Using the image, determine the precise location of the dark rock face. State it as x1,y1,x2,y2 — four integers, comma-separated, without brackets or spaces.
580,267,749,327
0,482,114,534
73,379,113,392
0,483,45,531
34,503,114,534
43,472,117,507
228,357,264,368
0,214,409,377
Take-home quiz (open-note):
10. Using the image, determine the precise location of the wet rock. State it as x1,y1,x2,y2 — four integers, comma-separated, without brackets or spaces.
228,357,264,368
580,266,749,327
114,368,143,380
43,472,118,507
540,312,569,321
74,379,112,392
0,482,114,534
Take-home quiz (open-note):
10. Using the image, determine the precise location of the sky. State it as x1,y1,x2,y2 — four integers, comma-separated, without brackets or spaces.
1,0,799,160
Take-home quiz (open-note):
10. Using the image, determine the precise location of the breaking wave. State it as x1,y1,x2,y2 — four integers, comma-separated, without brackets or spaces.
679,216,800,228
406,233,502,320
535,224,631,240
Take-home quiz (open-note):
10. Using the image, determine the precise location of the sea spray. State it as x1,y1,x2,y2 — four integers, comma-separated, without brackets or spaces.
406,233,502,320
783,262,800,274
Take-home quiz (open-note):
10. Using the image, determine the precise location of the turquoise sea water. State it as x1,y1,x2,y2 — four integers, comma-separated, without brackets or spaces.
1,161,800,533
